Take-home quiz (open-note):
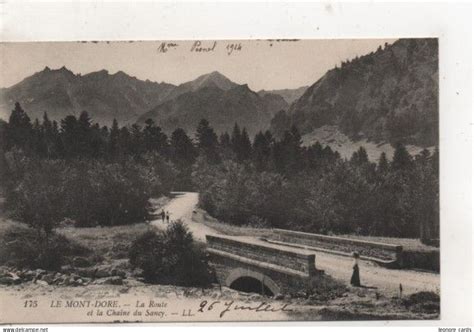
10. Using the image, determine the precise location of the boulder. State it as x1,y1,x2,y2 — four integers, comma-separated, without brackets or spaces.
94,276,123,285
0,276,15,285
106,276,123,285
131,268,144,277
73,257,93,268
95,266,113,278
53,275,66,285
41,273,56,284
75,267,98,278
22,270,37,281
35,269,47,276
60,265,73,273
7,272,21,284
111,269,126,278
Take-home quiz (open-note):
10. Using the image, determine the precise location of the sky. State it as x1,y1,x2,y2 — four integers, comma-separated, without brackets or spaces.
0,39,396,91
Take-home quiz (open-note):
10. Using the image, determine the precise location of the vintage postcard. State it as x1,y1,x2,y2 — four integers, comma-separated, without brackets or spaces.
0,38,441,324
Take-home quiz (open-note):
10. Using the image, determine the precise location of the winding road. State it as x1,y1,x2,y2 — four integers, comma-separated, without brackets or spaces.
151,192,440,297
151,192,218,241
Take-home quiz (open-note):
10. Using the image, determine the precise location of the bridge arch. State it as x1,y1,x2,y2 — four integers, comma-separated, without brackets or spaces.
225,268,281,296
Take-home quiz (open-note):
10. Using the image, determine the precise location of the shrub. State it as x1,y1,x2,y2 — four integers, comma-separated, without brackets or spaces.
8,158,67,236
64,160,153,227
128,221,213,286
402,291,440,313
1,225,89,270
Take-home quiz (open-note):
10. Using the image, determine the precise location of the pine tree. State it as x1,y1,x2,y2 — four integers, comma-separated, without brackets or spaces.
143,119,169,155
391,142,412,171
60,115,79,158
119,126,132,155
130,124,144,156
377,152,389,173
351,146,369,166
170,128,197,167
219,132,231,148
230,123,242,156
109,119,120,157
239,128,252,161
41,112,56,158
77,111,93,157
195,119,219,163
6,102,32,150
274,125,303,174
32,118,46,156
253,131,273,171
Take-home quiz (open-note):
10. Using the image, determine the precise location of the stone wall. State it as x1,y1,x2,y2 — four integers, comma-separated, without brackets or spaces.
400,250,440,272
268,229,403,263
206,235,319,295
206,235,316,275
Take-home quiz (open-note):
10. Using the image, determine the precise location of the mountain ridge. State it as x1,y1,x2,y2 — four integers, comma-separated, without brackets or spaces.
274,38,438,147
137,82,288,136
0,66,176,125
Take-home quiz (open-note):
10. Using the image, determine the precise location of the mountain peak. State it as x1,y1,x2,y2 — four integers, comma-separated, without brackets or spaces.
57,66,74,75
190,71,237,91
207,70,226,78
113,70,129,77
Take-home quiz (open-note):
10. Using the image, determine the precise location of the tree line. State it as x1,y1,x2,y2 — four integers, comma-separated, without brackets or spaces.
0,102,439,241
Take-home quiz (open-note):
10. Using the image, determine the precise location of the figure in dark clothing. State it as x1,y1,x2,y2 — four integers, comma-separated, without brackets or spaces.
160,209,165,223
166,211,170,224
350,252,361,287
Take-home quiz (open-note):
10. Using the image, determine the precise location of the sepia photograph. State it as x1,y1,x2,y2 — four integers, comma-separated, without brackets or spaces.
0,37,443,324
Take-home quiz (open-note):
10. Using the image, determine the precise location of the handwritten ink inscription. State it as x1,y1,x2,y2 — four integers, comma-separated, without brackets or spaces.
226,43,242,55
190,41,217,53
198,300,292,318
157,42,179,53
157,41,242,55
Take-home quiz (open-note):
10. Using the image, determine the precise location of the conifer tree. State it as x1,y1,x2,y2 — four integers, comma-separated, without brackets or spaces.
143,119,168,155
391,142,412,171
351,146,369,166
170,128,197,167
195,119,219,163
377,152,389,173
6,102,32,150
252,130,273,171
109,119,120,157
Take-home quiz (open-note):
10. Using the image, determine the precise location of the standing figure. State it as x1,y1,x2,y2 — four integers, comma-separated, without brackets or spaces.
161,209,165,223
350,251,361,287
166,211,170,224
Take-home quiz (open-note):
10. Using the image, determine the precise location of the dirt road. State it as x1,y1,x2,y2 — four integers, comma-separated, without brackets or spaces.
151,192,439,297
151,192,218,241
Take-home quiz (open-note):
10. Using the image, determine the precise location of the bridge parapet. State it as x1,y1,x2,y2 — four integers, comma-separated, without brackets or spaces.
206,234,320,295
206,235,317,276
266,228,403,268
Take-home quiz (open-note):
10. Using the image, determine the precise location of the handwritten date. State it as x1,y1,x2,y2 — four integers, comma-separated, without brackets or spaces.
198,300,292,318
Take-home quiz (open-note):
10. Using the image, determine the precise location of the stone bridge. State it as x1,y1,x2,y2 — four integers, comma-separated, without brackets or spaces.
206,234,322,296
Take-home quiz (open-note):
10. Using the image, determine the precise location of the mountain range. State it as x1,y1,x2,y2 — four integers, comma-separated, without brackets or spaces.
0,38,438,153
136,72,289,135
0,67,175,125
274,38,438,147
0,68,290,135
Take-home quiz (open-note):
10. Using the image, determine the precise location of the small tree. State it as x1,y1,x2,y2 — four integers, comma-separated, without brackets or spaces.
129,221,212,286
11,160,66,238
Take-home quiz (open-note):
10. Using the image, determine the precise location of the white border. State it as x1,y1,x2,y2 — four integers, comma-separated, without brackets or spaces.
0,0,472,329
